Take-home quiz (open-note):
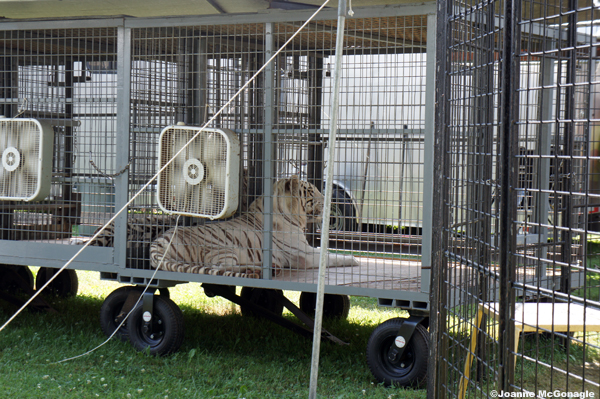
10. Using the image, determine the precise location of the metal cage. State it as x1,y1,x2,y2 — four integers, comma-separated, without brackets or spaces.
0,4,436,388
432,0,600,397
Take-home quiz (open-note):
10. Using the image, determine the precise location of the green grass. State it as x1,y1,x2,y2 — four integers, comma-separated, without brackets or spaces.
0,270,426,399
455,308,600,397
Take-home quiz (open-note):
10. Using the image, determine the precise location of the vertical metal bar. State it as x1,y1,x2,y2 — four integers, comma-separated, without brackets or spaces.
498,0,517,389
429,1,451,396
215,45,222,128
262,22,275,280
184,37,207,126
114,25,132,271
1,56,19,117
307,54,324,246
177,35,187,124
560,0,578,295
308,1,345,397
535,56,555,287
307,54,324,191
197,38,208,125
421,13,437,295
63,61,74,232
475,3,495,383
250,52,264,201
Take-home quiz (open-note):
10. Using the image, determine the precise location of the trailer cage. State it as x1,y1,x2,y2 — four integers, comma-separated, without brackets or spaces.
0,2,436,387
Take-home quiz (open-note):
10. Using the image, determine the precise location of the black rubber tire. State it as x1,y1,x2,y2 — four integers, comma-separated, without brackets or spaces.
299,292,351,320
239,287,284,317
0,265,34,292
127,295,184,356
329,187,358,231
35,267,78,297
100,286,139,342
366,318,429,388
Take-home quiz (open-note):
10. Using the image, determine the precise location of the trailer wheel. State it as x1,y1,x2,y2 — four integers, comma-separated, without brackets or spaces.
366,318,429,388
35,267,78,297
0,265,34,292
127,295,184,356
330,187,358,231
299,292,350,320
240,287,284,317
100,286,138,342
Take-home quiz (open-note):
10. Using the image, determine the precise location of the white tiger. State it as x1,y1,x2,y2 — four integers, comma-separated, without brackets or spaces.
149,175,359,278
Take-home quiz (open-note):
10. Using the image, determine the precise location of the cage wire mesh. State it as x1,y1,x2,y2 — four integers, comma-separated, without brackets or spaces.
0,28,118,242
116,15,432,293
0,10,434,303
432,0,600,397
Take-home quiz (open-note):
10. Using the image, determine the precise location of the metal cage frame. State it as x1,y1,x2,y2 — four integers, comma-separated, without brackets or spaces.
0,4,437,309
432,0,600,397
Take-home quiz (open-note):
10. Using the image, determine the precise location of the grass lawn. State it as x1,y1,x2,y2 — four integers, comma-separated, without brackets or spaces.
0,269,427,399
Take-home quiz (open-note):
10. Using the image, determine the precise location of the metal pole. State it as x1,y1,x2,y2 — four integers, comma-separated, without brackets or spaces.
308,1,346,398
263,22,275,280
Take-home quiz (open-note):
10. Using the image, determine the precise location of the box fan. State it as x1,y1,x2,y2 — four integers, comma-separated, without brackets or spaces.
0,117,54,202
157,123,240,219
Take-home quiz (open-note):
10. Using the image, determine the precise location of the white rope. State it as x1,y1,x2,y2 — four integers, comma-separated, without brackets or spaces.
0,0,331,334
309,1,346,397
54,215,181,363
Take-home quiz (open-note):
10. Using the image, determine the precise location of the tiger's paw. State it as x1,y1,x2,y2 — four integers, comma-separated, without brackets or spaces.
343,256,360,267
327,254,360,268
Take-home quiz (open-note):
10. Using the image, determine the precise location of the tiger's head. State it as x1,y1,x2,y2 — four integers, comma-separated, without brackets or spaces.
266,175,324,228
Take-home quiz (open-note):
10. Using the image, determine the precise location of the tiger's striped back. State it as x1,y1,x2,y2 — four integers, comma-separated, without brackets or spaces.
149,176,325,278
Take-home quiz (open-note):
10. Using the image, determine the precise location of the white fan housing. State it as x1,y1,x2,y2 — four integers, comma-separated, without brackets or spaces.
0,117,54,202
157,124,240,219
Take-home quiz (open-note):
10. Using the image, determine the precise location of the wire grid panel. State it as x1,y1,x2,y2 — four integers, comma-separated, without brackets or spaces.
122,15,431,296
0,27,118,242
433,0,600,397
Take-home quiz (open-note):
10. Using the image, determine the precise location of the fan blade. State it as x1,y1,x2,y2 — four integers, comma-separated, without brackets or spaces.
0,164,7,194
188,135,203,159
9,167,30,197
172,134,190,169
0,124,9,148
205,159,228,192
17,123,38,156
198,181,221,216
201,132,226,164
4,174,17,197
23,147,40,176
172,171,188,201
1,125,17,149
23,168,36,196
187,184,203,214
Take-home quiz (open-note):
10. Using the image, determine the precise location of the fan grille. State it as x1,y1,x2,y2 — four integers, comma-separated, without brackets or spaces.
0,119,46,201
158,127,235,218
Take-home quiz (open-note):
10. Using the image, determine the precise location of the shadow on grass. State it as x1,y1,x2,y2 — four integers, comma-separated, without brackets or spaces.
1,292,381,359
0,291,428,399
